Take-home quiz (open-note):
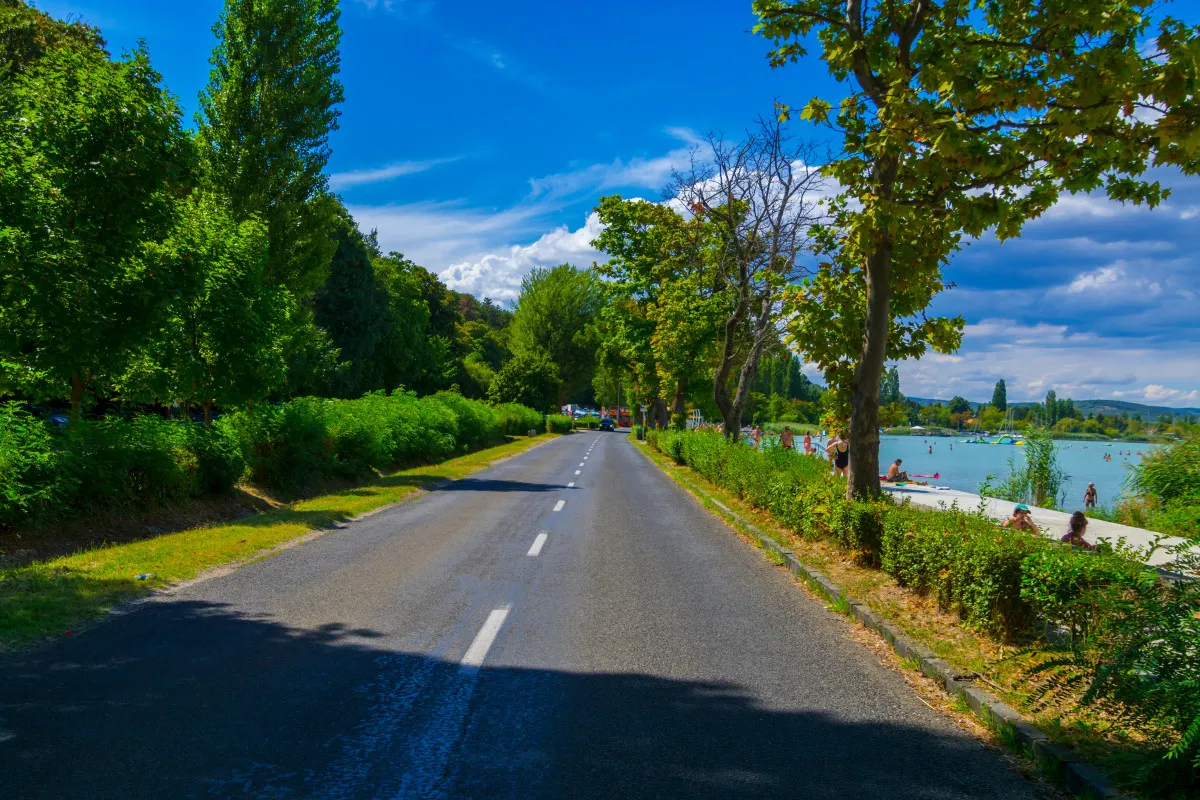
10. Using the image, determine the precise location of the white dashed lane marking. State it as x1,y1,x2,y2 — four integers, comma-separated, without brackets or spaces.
461,607,509,672
527,532,548,556
553,500,565,512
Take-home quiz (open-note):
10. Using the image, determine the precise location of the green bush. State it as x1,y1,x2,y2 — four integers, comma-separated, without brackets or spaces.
188,422,246,494
0,403,76,526
649,429,1200,786
546,414,574,434
575,416,600,430
230,392,532,492
1019,547,1147,643
428,391,502,452
651,430,1104,638
0,404,247,526
495,403,542,436
0,394,541,525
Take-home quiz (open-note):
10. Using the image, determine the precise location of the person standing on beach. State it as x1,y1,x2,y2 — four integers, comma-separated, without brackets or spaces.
780,426,795,450
1084,482,1097,509
803,431,812,455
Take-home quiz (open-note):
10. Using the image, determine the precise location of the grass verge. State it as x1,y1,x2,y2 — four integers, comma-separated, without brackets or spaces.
0,433,558,651
635,439,1165,796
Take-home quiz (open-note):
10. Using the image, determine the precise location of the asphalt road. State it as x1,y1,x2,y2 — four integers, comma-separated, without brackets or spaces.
0,432,1041,799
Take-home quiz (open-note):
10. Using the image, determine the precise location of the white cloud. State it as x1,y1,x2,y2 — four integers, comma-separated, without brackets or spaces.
1066,265,1124,293
527,128,702,202
437,212,605,301
348,133,704,299
347,200,552,269
963,319,1093,345
1113,385,1200,405
329,157,457,191
1042,194,1132,221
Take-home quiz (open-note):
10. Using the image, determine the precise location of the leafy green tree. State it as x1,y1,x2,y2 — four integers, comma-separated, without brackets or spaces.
755,0,1200,498
0,11,192,415
281,309,344,398
593,196,719,427
372,251,463,395
122,194,291,420
991,379,1008,413
509,265,602,405
313,217,392,397
1,0,102,79
948,396,971,415
487,352,561,414
197,0,344,296
1045,389,1059,427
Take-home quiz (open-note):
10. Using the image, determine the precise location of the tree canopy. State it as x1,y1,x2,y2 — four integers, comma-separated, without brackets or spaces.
508,265,602,406
0,10,193,413
754,0,1200,498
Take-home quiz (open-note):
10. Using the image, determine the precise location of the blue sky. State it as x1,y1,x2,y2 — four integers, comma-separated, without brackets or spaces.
34,0,1200,407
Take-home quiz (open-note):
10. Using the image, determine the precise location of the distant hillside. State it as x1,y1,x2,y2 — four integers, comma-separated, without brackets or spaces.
906,396,1200,422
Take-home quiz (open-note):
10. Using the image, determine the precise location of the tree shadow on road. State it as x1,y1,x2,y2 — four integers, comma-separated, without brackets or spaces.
432,477,565,494
0,599,1038,800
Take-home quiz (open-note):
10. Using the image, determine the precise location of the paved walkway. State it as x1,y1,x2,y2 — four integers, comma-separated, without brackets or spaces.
881,483,1189,567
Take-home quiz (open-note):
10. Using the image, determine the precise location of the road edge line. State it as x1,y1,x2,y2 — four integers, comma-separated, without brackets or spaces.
632,441,1121,800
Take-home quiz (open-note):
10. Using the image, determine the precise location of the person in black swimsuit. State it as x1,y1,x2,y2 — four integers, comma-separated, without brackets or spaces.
1084,482,1097,509
826,432,849,477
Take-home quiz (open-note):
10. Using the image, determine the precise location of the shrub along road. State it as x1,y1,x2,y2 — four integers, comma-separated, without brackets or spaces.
0,432,1041,799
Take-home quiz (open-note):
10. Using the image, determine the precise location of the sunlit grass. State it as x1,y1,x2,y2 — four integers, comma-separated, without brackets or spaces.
0,433,558,649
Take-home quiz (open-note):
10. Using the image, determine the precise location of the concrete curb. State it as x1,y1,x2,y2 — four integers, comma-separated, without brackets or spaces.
650,454,1123,800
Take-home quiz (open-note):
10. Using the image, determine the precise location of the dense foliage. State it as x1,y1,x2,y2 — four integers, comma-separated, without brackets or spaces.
506,265,602,406
647,429,1199,785
0,1,522,422
0,395,543,524
1092,438,1200,540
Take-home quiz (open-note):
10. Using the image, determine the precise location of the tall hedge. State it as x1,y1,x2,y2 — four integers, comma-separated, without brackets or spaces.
645,429,1159,639
0,394,541,525
646,430,1200,784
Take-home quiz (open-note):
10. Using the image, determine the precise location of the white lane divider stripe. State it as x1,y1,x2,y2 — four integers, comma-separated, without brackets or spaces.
553,499,566,512
527,532,548,556
568,481,575,487
461,607,509,671
574,470,581,475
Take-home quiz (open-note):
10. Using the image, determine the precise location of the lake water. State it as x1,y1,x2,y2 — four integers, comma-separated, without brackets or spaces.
872,434,1152,510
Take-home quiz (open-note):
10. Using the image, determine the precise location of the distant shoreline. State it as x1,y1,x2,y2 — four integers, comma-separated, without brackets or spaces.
883,426,1166,444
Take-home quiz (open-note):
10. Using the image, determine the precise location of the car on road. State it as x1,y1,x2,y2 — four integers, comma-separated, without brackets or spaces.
599,416,615,431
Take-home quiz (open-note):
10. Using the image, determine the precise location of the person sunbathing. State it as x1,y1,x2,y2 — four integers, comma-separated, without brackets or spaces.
883,459,928,485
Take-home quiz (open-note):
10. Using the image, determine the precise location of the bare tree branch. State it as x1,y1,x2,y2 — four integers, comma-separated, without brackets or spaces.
666,116,826,439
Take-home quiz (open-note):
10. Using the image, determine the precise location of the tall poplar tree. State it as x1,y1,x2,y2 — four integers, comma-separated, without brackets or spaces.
991,379,1007,413
197,0,344,296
